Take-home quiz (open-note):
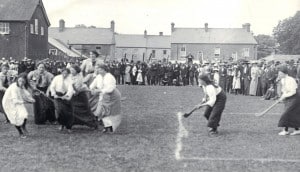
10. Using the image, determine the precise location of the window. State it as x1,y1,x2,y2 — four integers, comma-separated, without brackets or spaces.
151,50,156,58
232,52,238,60
0,22,10,34
214,47,220,57
180,45,186,57
243,48,250,57
163,50,167,55
96,47,101,50
34,19,38,35
30,24,34,34
49,49,57,55
41,27,44,36
198,51,203,61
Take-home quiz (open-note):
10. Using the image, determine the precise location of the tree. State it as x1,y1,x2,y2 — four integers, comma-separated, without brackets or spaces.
273,11,300,54
254,34,276,59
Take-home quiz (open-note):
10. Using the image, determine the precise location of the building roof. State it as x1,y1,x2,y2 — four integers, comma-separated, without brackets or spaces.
115,34,147,48
48,37,87,58
49,27,115,45
115,34,171,48
171,28,257,44
147,35,171,48
262,54,300,62
0,0,50,25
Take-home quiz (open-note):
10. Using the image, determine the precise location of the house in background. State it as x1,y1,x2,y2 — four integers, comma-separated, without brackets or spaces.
262,54,300,63
115,30,171,62
171,23,258,63
0,0,50,60
49,20,115,59
48,37,87,61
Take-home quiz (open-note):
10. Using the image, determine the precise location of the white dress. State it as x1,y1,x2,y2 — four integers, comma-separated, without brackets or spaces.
2,83,35,126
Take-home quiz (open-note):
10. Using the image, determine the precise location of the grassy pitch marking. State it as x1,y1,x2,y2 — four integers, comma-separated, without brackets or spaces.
175,112,299,163
175,112,189,160
182,157,300,163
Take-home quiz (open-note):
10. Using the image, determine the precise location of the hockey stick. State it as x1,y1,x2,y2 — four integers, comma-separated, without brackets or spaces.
255,100,280,117
183,104,206,118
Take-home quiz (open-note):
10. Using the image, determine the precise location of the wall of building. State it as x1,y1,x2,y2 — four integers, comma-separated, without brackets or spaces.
115,47,147,62
27,5,49,60
145,48,171,61
171,43,257,62
0,22,26,60
71,44,113,59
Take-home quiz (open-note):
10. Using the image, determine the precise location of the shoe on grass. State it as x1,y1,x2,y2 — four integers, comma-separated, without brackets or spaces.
290,130,300,136
20,134,27,139
278,130,289,136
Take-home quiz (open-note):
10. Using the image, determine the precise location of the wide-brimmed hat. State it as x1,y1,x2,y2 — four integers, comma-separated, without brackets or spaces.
22,57,30,61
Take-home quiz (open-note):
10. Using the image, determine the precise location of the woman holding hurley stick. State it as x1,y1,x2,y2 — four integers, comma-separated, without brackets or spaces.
196,74,227,136
277,66,300,136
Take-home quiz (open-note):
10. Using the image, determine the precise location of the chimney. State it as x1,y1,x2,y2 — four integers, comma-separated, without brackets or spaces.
110,20,115,32
159,32,163,36
171,22,175,32
205,23,208,32
59,19,65,32
243,23,251,32
144,30,147,38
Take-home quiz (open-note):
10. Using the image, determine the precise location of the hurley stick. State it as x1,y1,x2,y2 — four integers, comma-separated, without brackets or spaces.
255,100,280,117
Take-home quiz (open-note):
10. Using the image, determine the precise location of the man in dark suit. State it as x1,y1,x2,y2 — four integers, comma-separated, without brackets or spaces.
219,63,227,90
241,62,251,95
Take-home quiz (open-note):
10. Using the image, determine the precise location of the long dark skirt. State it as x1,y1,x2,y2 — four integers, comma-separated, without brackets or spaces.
278,93,300,128
33,93,56,124
54,98,73,129
203,90,227,128
0,90,9,122
71,91,97,129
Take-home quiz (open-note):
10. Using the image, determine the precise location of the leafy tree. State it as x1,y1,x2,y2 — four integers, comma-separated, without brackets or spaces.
254,34,276,59
273,11,300,54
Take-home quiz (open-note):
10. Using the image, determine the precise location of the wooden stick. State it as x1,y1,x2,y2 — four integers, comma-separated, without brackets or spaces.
255,100,280,117
183,104,206,118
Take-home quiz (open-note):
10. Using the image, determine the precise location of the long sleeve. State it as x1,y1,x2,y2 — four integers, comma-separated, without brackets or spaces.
89,75,103,90
49,76,58,96
203,85,217,107
101,73,116,94
281,77,297,99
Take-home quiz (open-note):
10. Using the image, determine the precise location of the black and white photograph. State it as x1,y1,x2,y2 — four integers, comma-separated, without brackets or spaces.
1,0,300,171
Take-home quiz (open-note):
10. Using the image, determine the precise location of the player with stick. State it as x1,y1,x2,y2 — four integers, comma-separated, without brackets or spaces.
276,66,300,136
184,74,227,136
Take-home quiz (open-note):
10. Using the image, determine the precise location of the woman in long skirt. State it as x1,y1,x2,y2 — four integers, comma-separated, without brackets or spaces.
49,68,73,132
277,66,300,136
2,74,35,138
60,65,98,131
90,64,122,133
186,74,227,136
249,62,259,96
83,67,100,116
27,62,55,124
232,65,241,95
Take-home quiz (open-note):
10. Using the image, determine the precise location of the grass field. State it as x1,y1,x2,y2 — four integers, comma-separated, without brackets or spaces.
0,85,300,172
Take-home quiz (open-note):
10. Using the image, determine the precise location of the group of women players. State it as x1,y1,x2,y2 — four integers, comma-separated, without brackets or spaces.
0,53,122,138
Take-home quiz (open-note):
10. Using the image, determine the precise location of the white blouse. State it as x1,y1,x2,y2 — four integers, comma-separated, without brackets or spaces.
202,85,222,107
281,76,297,99
49,75,72,96
90,73,116,94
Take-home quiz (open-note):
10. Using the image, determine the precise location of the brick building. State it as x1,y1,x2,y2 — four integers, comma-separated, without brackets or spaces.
0,0,50,60
115,30,171,62
49,20,115,59
171,23,258,63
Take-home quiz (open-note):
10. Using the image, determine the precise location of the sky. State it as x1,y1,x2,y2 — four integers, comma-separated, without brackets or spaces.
43,0,300,36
